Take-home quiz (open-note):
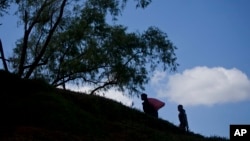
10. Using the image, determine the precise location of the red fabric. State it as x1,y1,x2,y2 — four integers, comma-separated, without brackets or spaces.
147,98,165,110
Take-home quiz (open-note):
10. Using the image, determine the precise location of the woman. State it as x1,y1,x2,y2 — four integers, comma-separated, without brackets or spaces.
178,104,189,132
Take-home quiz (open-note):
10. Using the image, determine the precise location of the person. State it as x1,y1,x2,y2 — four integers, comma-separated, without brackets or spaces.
177,104,189,132
141,93,158,118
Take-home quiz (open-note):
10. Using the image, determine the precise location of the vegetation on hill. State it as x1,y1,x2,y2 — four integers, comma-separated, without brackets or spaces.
0,70,229,141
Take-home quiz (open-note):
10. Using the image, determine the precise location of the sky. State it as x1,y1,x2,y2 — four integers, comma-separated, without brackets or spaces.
1,0,250,139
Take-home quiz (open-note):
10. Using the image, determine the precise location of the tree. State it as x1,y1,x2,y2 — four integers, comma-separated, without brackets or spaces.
8,0,178,96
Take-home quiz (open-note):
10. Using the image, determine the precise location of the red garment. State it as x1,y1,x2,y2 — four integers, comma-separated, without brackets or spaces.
147,98,165,110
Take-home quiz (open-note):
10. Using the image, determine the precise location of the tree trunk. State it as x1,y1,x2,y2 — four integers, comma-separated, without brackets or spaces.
0,39,9,72
24,0,67,79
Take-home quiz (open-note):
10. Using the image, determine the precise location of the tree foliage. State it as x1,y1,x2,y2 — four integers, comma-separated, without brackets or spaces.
0,0,10,17
7,0,178,96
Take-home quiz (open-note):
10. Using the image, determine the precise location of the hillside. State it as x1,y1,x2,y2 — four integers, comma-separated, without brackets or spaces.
0,70,229,141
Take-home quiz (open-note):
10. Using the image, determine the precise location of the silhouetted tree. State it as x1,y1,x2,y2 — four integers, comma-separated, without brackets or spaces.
5,0,178,96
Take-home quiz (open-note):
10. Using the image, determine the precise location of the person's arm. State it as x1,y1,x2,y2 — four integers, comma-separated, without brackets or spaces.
142,102,146,112
142,102,150,113
185,114,189,131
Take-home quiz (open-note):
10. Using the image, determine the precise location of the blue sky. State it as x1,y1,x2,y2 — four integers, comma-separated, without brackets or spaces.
1,0,250,139
111,0,250,138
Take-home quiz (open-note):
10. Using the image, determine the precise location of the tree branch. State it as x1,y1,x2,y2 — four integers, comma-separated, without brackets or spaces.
90,80,117,95
25,0,67,79
18,1,51,77
23,60,48,69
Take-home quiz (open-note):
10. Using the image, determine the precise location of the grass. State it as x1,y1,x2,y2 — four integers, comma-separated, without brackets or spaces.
0,70,229,141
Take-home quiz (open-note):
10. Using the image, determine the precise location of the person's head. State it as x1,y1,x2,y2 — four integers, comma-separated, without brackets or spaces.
141,93,147,101
178,104,183,112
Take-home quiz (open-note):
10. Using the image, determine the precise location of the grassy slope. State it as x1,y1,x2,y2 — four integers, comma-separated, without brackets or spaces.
0,70,229,141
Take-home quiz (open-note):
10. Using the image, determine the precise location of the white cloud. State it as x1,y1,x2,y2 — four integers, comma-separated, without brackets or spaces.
150,70,167,84
97,89,133,106
154,66,250,106
66,84,133,107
